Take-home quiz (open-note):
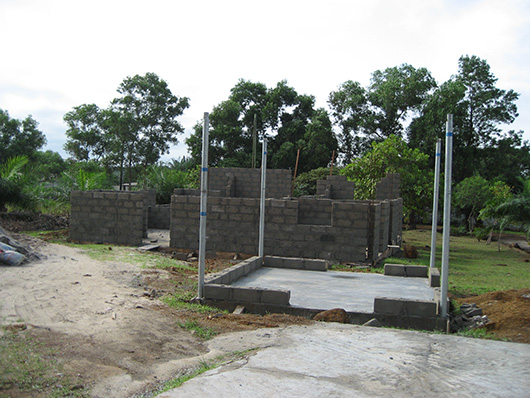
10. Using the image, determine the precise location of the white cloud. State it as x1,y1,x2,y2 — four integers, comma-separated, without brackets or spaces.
1,0,529,159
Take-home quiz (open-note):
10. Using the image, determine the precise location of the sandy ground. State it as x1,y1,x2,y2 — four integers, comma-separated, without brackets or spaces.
0,237,311,397
0,240,210,397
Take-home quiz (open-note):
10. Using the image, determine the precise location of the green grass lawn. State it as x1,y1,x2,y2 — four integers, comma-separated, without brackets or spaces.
385,228,530,296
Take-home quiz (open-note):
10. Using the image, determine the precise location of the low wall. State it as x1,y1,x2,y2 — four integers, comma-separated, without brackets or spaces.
70,190,154,245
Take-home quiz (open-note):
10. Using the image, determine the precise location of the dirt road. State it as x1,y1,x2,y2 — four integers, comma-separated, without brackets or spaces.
0,240,209,397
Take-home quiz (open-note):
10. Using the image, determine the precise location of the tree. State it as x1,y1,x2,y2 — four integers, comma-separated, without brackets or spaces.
408,55,520,182
64,104,106,161
0,156,36,211
329,65,436,163
0,109,46,163
64,73,189,188
328,80,369,164
186,80,337,172
341,135,431,225
367,64,436,139
111,72,190,167
453,175,494,232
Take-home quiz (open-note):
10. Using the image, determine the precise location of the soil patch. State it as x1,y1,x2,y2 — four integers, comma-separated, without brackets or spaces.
456,289,530,343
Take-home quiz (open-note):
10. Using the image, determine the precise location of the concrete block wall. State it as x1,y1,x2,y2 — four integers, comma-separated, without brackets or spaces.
316,175,355,199
206,256,263,284
389,198,403,246
208,168,292,199
148,205,170,229
297,198,332,225
170,195,387,263
70,190,150,245
379,201,390,253
376,173,401,200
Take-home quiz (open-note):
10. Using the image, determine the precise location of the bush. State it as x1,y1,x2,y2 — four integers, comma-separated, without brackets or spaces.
293,167,338,197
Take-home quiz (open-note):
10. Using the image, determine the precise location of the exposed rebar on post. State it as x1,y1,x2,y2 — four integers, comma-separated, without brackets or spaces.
429,139,442,269
258,138,267,259
441,115,453,317
198,112,209,299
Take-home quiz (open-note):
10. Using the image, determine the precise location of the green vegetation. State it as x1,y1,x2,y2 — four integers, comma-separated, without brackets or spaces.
387,228,530,296
155,349,258,395
0,329,89,397
161,295,225,314
177,320,217,340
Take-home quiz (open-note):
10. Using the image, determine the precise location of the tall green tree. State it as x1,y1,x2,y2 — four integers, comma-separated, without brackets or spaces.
329,65,435,163
328,80,369,164
341,135,431,225
64,73,189,188
111,72,190,167
187,80,337,172
64,104,106,161
0,109,46,163
408,55,520,182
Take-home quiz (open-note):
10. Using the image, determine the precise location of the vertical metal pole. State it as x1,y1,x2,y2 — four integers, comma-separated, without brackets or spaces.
441,115,453,317
252,113,257,169
198,112,209,299
429,139,442,269
258,138,267,258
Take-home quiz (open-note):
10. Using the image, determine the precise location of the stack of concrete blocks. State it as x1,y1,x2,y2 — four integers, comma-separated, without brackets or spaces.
169,172,403,263
376,173,400,200
208,167,292,199
316,175,355,199
70,190,155,245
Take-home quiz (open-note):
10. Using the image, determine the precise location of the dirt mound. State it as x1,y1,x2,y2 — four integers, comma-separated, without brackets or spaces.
457,289,530,343
0,212,69,233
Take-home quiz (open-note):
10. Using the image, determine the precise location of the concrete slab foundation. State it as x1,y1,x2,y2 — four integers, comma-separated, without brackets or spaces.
161,323,530,398
203,256,444,331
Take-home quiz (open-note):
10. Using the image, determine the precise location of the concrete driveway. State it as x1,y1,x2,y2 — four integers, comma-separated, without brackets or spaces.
160,323,530,398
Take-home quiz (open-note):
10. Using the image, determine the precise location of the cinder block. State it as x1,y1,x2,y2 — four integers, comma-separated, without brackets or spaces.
374,297,437,317
302,259,328,271
384,263,406,276
429,267,440,287
406,265,428,278
261,288,290,305
374,297,406,315
232,286,260,302
405,299,437,317
204,284,231,300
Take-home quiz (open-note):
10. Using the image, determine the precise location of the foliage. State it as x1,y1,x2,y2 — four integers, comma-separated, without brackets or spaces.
387,228,530,296
293,167,338,197
30,150,68,181
186,80,337,173
63,73,189,188
137,163,195,204
0,330,89,397
328,64,436,163
408,55,521,183
341,135,431,224
483,177,530,236
0,156,36,211
177,320,217,340
0,109,46,162
453,175,494,232
64,103,106,161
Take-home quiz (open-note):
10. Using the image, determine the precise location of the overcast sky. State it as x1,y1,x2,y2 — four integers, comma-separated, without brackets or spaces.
1,0,529,161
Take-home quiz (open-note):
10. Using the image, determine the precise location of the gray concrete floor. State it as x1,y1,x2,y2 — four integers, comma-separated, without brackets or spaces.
161,323,530,398
232,267,435,313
